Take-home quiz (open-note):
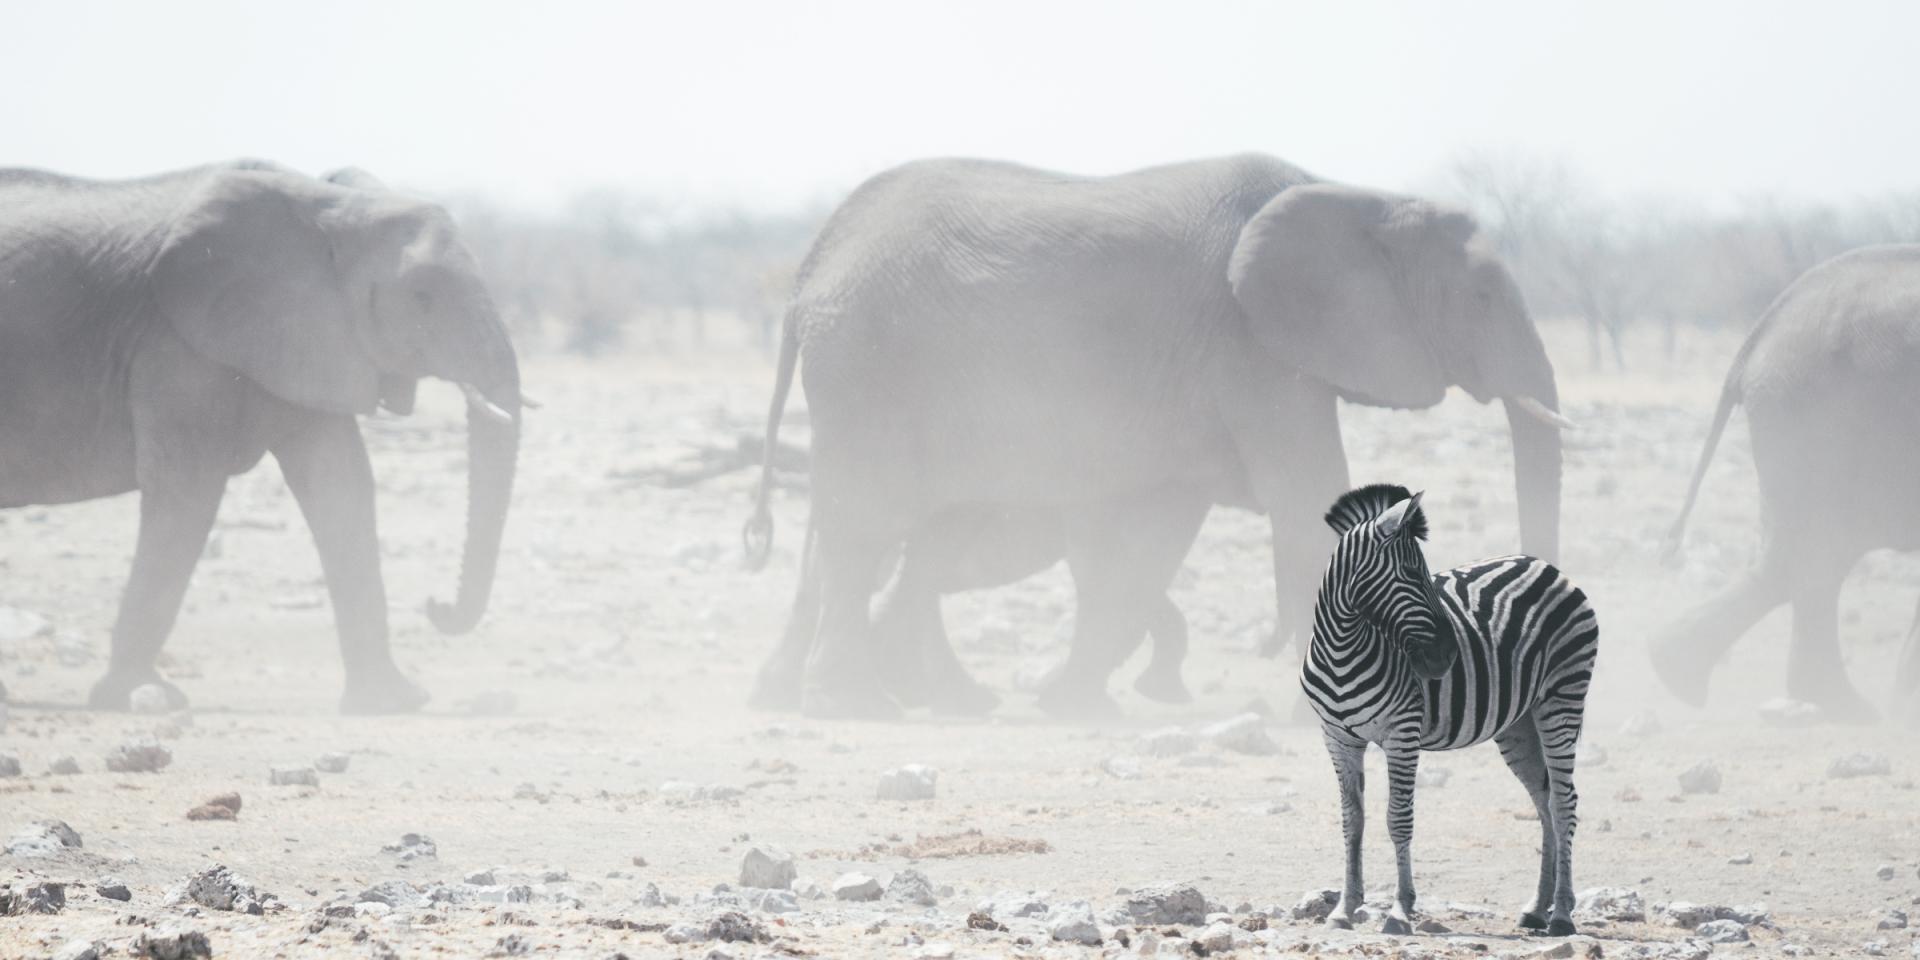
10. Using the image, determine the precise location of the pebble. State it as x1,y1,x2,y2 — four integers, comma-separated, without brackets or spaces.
1757,697,1823,727
174,864,274,914
876,764,939,800
382,833,438,860
0,605,51,641
790,877,826,900
1113,882,1209,925
1878,864,1898,881
48,755,81,775
52,939,100,960
1196,921,1235,953
1696,919,1748,943
1863,940,1890,957
1,881,66,915
1727,852,1752,865
886,868,938,906
1677,761,1721,795
1291,888,1341,921
1876,908,1908,930
1200,713,1278,756
130,929,212,960
976,890,1050,918
705,910,769,943
1575,886,1647,923
186,793,243,821
1137,727,1197,757
832,872,883,901
1047,901,1102,945
105,739,172,773
0,754,20,778
464,869,496,886
95,877,132,901
315,752,351,773
1828,753,1892,779
739,846,797,890
6,819,83,857
269,765,319,786
128,683,173,715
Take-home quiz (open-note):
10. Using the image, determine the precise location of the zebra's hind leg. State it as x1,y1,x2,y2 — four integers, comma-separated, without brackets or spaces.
1321,731,1368,930
1381,740,1423,935
1493,718,1558,933
1535,699,1584,936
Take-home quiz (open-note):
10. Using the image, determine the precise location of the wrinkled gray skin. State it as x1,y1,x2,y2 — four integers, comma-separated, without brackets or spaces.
744,155,1566,719
0,161,521,713
1656,245,1920,726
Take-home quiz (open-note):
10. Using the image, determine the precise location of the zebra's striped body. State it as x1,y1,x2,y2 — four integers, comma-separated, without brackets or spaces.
1301,485,1599,937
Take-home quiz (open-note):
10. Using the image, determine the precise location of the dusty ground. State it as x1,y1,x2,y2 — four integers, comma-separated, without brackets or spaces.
3,324,1917,960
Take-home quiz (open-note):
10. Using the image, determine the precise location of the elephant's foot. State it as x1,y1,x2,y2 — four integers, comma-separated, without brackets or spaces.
1034,676,1120,723
340,669,430,715
872,647,932,710
89,669,189,712
1517,910,1549,932
747,662,804,712
927,677,1000,717
1545,917,1576,937
800,673,902,721
1649,635,1712,708
1132,665,1193,704
1788,674,1879,725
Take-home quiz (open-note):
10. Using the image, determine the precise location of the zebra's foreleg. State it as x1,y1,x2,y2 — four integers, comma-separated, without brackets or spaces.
1323,731,1368,929
1494,719,1556,931
1383,740,1422,935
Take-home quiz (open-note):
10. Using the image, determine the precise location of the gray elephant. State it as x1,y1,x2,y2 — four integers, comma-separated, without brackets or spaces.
742,154,1568,719
0,161,522,713
1656,245,1920,724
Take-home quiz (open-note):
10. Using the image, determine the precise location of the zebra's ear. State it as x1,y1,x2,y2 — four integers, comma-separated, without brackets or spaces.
1374,491,1427,542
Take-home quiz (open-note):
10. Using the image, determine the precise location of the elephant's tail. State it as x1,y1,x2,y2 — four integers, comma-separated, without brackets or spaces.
743,308,801,571
1660,346,1749,562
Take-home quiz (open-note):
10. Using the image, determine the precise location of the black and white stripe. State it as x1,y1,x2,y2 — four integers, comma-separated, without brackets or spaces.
1301,484,1599,937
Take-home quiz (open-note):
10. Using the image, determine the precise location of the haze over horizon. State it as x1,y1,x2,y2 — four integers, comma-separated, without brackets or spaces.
6,0,1917,214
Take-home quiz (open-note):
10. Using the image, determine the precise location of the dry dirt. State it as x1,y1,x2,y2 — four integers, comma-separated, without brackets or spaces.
2,325,1917,960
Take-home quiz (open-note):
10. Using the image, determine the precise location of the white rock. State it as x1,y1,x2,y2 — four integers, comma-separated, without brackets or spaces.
1696,919,1748,943
1677,761,1721,795
1196,922,1235,953
315,752,351,774
1137,727,1197,757
1829,753,1892,779
1102,756,1143,780
1727,852,1753,865
739,846,797,890
0,606,51,642
1757,697,1822,727
1114,882,1209,925
1048,901,1102,945
832,872,883,901
48,755,81,775
976,889,1050,918
52,939,100,960
6,819,82,857
663,921,708,944
886,868,938,906
1863,940,1890,957
269,765,319,787
1575,887,1646,923
790,876,826,900
1291,888,1340,922
876,764,938,800
1200,713,1277,756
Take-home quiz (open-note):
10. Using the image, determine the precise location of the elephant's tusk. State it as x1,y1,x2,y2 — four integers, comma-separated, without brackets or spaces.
461,383,514,425
518,391,543,410
1514,395,1576,430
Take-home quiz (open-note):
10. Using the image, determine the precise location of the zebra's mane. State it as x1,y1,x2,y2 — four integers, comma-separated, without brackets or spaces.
1324,483,1427,540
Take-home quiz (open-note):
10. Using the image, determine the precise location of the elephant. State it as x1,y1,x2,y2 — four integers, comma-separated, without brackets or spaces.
0,160,522,713
1655,244,1920,725
740,154,1569,719
746,494,1203,716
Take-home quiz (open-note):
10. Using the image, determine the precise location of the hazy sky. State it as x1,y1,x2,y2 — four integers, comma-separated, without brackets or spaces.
5,0,1916,212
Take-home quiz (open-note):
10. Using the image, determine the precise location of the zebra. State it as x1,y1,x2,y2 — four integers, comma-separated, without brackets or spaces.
1302,483,1599,937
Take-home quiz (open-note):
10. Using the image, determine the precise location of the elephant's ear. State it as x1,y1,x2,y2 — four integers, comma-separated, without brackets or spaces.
152,170,379,414
1228,183,1451,408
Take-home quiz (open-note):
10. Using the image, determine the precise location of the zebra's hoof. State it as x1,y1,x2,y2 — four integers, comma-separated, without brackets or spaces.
1381,916,1412,936
1546,917,1577,937
1518,911,1549,931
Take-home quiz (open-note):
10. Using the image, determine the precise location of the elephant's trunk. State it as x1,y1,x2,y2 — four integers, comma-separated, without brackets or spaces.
1504,387,1563,564
427,371,520,635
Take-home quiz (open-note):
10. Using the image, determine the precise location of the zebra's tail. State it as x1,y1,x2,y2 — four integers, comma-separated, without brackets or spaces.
1660,348,1748,563
743,306,801,571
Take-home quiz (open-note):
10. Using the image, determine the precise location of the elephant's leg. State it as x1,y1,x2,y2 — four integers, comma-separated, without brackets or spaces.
1894,593,1920,728
1132,594,1193,704
749,520,818,712
1649,557,1789,708
271,413,425,715
1786,547,1875,723
800,523,900,720
89,474,226,710
870,571,1000,716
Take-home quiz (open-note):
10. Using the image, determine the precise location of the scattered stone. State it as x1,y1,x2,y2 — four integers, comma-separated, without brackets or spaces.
886,868,938,906
1114,882,1208,925
0,606,51,641
833,873,883,901
876,764,939,800
1829,753,1892,779
130,929,212,960
1137,727,1197,757
976,890,1050,919
95,877,132,901
1727,852,1752,865
176,864,274,914
186,792,242,821
48,755,81,775
1757,697,1822,727
52,939,101,960
967,911,1006,931
489,933,531,956
6,819,83,858
105,739,172,773
1575,887,1646,923
1863,940,1890,957
129,683,173,715
790,877,826,900
1048,901,1102,945
357,880,427,910
1,880,66,914
1696,919,1748,943
1200,713,1278,756
382,832,438,860
1101,755,1143,780
1878,864,1899,881
1416,766,1452,787
1292,888,1341,922
315,752,351,774
1415,918,1450,933
1875,908,1908,930
1677,761,1721,795
1537,943,1577,959
707,910,770,943
1196,922,1235,953
739,846,797,890
0,754,19,778
269,765,319,787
